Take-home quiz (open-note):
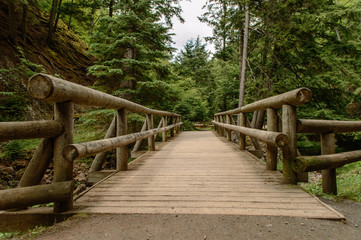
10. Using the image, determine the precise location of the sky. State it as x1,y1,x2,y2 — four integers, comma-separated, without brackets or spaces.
170,0,215,54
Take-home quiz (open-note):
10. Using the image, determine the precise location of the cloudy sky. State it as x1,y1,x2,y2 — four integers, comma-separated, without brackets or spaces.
170,0,215,54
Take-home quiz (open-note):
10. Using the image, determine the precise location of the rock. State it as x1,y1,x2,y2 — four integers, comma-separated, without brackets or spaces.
73,184,87,195
77,173,87,184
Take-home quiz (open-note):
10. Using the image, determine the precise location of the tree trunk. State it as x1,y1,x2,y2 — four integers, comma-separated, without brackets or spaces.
7,0,17,44
20,2,28,41
109,0,114,17
54,0,63,32
47,0,59,42
67,0,74,30
238,5,249,108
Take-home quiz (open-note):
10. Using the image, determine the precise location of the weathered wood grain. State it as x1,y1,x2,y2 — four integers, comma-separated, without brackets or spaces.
74,131,344,219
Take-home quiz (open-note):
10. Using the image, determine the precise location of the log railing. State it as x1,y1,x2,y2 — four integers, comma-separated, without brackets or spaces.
213,88,313,184
0,73,182,213
294,119,361,194
214,87,361,196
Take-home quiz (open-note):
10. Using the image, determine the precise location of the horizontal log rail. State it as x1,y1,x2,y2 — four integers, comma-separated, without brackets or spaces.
0,73,182,213
212,121,288,148
63,122,183,161
294,119,361,195
293,150,361,173
0,181,73,210
297,119,361,133
215,87,312,116
0,120,63,141
28,73,179,117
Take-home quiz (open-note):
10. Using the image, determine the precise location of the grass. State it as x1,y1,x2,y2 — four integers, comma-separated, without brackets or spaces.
300,161,361,202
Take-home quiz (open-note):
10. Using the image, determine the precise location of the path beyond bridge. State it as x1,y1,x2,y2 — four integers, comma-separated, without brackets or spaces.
74,131,344,220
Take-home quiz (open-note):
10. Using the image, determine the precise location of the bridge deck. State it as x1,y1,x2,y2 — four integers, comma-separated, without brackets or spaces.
74,131,344,219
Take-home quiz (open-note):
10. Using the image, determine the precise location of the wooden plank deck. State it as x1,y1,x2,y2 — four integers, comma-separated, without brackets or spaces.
74,131,344,219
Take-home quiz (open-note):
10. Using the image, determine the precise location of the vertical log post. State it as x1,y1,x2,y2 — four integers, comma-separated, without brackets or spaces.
116,109,128,171
239,112,246,150
214,116,218,133
282,104,297,184
266,108,278,170
321,133,337,194
170,117,175,138
222,115,227,137
53,101,74,213
162,116,167,142
226,115,231,141
147,114,155,151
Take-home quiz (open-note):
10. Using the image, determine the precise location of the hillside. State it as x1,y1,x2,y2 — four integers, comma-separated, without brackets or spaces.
0,0,96,121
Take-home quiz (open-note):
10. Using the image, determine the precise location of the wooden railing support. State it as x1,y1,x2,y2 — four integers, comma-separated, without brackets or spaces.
147,114,155,151
53,101,74,213
266,108,278,171
282,104,297,184
239,113,246,150
321,133,337,194
226,115,231,141
116,109,128,171
131,119,148,153
90,116,116,172
0,181,73,210
0,120,63,141
18,138,54,187
162,116,167,142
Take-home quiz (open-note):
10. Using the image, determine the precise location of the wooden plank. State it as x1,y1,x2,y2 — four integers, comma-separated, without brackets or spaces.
74,131,344,220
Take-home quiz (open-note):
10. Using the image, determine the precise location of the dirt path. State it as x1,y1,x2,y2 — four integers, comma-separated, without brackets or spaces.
18,198,359,240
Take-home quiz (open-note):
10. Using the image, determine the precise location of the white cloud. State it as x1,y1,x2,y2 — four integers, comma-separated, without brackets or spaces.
170,0,215,54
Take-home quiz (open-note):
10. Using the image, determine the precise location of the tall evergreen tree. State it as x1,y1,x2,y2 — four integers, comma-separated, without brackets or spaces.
88,0,182,102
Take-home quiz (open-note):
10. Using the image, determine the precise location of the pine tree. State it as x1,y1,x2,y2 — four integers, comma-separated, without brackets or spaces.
88,0,182,102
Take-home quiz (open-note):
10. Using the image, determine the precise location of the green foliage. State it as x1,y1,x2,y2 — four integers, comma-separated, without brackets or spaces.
0,140,26,160
17,47,45,77
297,134,321,156
0,92,26,122
300,161,361,202
0,231,21,239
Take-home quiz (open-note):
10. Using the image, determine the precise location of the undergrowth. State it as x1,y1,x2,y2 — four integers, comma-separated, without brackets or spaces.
300,161,361,202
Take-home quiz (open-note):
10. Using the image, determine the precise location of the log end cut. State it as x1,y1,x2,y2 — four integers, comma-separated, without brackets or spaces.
62,145,79,162
28,74,54,100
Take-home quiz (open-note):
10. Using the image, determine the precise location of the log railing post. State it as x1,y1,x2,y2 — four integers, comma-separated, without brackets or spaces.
147,114,155,151
131,119,147,153
282,104,297,184
170,117,175,137
226,115,231,141
53,101,74,213
116,109,128,171
266,108,278,171
321,133,337,194
239,112,246,150
162,116,167,142
90,116,116,172
19,138,54,187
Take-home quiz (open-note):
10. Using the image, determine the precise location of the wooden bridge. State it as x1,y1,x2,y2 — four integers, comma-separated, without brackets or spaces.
2,73,361,222
73,131,343,219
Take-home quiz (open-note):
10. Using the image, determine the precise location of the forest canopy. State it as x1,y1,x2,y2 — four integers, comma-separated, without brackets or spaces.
2,0,361,125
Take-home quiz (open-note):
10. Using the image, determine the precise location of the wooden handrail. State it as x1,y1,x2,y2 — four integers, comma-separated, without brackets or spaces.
215,87,312,116
293,150,361,172
297,119,361,133
0,120,63,141
63,122,183,161
28,73,180,117
212,121,288,148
